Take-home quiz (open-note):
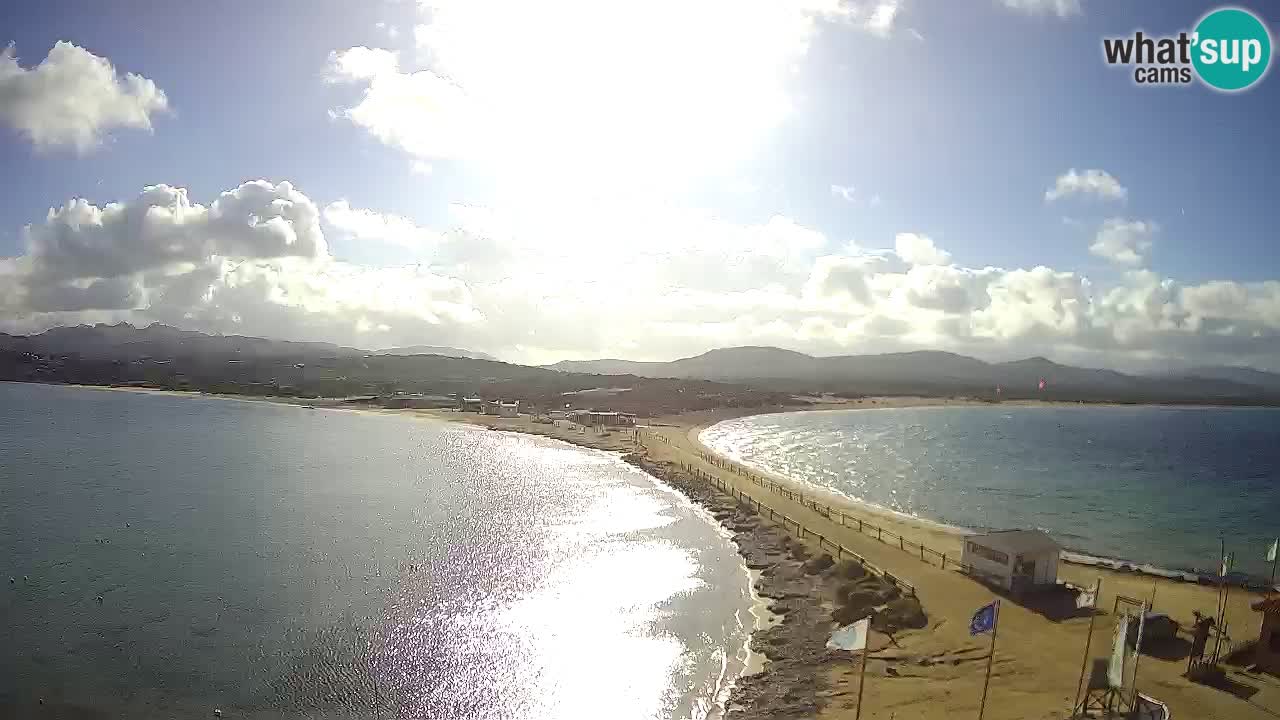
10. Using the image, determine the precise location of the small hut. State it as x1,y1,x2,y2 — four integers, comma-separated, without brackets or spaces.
961,529,1061,594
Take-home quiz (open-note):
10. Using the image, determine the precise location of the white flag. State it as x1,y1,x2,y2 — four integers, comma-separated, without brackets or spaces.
827,617,871,652
1108,614,1128,689
1268,540,1277,563
1076,586,1097,610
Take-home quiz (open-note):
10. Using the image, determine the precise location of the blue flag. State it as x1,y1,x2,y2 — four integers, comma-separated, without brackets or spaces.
970,601,998,636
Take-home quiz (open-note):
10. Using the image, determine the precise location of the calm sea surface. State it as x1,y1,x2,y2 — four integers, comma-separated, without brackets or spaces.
1,382,752,719
701,406,1280,580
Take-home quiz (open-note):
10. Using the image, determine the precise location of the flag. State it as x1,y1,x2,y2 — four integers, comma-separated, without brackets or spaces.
970,601,998,636
1075,584,1097,610
1108,614,1129,688
1268,539,1277,563
1220,552,1234,578
827,617,871,652
1038,378,1046,391
1133,608,1148,662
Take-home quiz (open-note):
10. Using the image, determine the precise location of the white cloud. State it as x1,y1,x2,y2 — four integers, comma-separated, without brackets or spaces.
858,0,902,37
3,181,478,348
0,41,168,152
323,200,440,250
831,184,857,202
325,46,399,82
326,47,473,162
329,0,900,186
6,182,1280,370
1090,218,1155,266
998,0,1081,18
894,232,951,266
1045,168,1126,202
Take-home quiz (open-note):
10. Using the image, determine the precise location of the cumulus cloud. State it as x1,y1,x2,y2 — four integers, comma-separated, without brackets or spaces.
6,182,1280,370
325,47,473,162
323,200,439,251
1046,168,1126,202
999,0,1081,18
3,181,479,349
894,233,951,266
0,41,168,152
1090,218,1155,266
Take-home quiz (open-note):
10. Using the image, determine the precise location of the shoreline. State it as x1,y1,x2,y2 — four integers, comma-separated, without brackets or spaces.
28,380,1275,586
13,381,1280,717
693,411,1280,591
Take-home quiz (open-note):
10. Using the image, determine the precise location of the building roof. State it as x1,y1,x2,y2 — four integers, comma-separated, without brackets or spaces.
1252,595,1280,614
968,529,1061,555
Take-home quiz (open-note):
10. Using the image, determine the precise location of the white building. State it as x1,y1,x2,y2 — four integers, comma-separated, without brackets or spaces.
497,401,519,418
961,529,1061,594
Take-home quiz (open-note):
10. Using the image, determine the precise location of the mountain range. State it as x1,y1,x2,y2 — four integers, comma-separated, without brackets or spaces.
0,323,793,415
3,324,1278,406
0,324,488,363
372,345,496,361
548,346,1280,404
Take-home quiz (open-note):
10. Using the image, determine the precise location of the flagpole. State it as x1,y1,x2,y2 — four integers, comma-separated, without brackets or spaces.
855,643,869,720
978,600,1000,720
1129,601,1149,709
1271,539,1277,587
1072,578,1101,714
1213,537,1227,662
1217,561,1233,664
1213,551,1234,664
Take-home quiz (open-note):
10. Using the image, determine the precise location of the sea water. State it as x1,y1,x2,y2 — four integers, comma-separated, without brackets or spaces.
0,382,753,718
702,405,1280,581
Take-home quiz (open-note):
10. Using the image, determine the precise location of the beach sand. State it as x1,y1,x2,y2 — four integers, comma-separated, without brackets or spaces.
420,401,1280,720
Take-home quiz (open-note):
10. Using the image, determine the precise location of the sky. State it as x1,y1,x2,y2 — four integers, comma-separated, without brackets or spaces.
1,0,1278,370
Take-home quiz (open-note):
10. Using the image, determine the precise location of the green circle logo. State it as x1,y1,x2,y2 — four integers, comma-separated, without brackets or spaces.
1192,7,1272,91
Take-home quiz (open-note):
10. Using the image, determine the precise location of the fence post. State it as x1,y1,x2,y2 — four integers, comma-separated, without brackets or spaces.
941,553,947,569
858,519,863,533
877,527,882,542
900,537,904,551
920,545,925,561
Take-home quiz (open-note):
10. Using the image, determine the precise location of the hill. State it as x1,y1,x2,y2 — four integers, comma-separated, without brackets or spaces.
0,324,794,415
549,346,1280,405
372,345,496,361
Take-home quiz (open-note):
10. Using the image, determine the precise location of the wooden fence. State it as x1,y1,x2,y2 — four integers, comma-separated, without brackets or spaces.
689,447,983,577
637,429,983,589
671,458,918,598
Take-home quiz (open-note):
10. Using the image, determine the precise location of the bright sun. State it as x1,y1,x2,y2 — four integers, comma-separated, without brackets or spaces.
389,0,862,190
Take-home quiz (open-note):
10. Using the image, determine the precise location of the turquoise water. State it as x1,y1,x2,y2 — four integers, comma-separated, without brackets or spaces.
701,406,1280,581
1,382,752,719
